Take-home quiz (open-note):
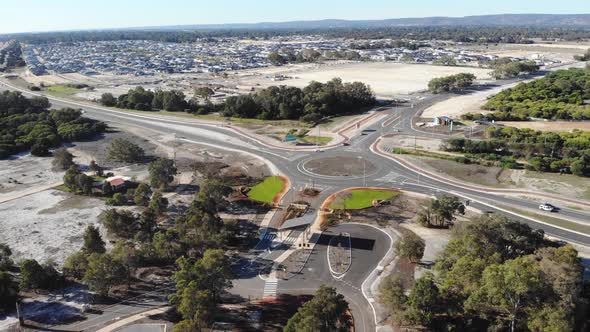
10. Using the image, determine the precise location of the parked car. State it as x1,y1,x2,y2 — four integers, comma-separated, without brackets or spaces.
539,203,556,212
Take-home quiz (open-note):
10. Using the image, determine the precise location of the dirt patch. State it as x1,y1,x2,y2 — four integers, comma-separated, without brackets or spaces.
409,156,510,187
328,233,351,275
304,155,377,177
401,154,590,200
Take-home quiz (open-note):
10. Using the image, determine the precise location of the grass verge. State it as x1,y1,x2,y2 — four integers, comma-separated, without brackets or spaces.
329,189,400,210
247,176,286,204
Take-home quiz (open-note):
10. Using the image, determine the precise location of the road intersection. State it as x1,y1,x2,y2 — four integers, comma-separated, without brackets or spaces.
2,75,590,331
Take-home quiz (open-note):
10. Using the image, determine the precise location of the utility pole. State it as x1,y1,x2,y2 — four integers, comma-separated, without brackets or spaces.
16,301,24,327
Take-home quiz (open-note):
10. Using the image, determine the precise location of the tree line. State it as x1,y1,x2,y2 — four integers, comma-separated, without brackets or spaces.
223,78,375,122
0,91,106,158
441,126,590,176
4,26,590,45
101,78,376,123
379,214,590,331
464,68,590,121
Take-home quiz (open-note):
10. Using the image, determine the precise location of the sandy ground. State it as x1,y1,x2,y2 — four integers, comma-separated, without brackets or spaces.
421,80,530,118
241,62,491,97
498,121,590,132
0,153,63,200
0,190,106,266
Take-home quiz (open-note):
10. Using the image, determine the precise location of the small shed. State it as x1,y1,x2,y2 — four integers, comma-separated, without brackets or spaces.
433,116,452,125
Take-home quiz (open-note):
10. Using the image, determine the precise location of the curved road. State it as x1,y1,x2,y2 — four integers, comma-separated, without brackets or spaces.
2,73,590,331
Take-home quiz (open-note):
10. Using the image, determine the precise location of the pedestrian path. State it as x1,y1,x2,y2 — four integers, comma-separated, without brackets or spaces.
283,230,300,245
262,276,278,298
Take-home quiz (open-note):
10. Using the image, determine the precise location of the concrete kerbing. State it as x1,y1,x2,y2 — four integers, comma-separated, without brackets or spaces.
94,306,171,332
371,136,590,208
347,222,399,331
327,232,352,279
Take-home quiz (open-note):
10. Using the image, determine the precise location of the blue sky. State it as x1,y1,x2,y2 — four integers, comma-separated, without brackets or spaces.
2,0,589,34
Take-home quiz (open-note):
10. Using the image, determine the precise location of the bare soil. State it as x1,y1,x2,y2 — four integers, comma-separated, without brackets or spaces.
304,155,377,177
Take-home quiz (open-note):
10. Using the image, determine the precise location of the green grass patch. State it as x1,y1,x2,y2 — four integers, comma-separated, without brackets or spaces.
299,135,333,146
330,189,400,210
247,176,286,204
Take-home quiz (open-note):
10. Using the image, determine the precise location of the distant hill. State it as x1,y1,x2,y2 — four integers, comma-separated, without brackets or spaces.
146,14,590,31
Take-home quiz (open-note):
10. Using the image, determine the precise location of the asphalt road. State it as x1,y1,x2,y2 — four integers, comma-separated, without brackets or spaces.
2,72,590,331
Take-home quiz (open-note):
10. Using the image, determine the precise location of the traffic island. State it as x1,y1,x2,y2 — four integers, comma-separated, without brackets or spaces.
246,175,288,205
328,232,352,276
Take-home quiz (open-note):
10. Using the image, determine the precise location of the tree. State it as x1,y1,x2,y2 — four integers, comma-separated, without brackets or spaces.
379,275,407,323
19,259,45,290
196,179,232,212
162,90,187,112
284,285,351,332
106,138,145,163
52,147,75,170
99,208,138,238
466,256,544,332
106,192,127,206
193,87,214,100
394,232,425,263
428,73,476,93
149,190,168,215
0,271,18,313
132,183,152,206
419,195,465,228
176,284,215,330
433,56,457,66
148,158,177,189
0,243,12,270
31,140,50,156
82,225,106,254
171,249,233,329
268,51,287,65
405,272,440,326
63,251,89,279
99,93,117,107
83,253,127,296
89,160,103,176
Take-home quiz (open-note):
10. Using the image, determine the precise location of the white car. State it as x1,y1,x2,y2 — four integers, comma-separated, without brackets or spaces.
539,203,556,212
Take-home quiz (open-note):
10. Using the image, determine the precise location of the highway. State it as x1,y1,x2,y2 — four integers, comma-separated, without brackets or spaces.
2,76,590,331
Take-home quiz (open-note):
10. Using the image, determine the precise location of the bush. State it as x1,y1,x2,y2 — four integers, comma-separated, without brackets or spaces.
107,138,145,163
52,148,75,170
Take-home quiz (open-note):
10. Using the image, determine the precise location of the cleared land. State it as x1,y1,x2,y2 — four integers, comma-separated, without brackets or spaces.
245,62,491,97
247,176,286,203
330,189,400,210
498,121,590,132
421,80,527,118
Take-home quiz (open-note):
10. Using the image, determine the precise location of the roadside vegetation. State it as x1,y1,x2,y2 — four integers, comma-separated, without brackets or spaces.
0,91,106,158
379,214,590,331
441,126,590,176
464,68,590,121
